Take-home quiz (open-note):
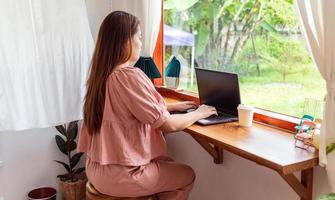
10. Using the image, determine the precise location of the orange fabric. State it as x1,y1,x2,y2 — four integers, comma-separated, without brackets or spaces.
153,18,164,86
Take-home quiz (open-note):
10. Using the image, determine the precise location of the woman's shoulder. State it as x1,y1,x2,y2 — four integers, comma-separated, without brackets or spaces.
108,66,152,88
109,66,144,78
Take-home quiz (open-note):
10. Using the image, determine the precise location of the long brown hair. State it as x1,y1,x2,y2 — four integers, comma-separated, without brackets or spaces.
83,11,140,134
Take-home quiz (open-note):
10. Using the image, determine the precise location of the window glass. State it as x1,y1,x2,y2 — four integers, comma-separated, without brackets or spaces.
163,0,326,118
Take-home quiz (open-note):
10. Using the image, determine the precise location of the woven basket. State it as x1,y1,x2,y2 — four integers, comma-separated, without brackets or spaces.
59,179,87,200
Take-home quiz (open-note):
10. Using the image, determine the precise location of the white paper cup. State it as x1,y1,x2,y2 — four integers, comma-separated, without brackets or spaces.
237,104,254,127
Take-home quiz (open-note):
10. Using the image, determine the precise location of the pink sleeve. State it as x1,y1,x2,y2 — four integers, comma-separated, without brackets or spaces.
77,123,90,153
111,69,170,128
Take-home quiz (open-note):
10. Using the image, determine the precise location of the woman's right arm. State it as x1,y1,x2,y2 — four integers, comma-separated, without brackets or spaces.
159,105,217,133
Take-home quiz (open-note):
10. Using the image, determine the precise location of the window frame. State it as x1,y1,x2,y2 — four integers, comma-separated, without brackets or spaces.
152,3,301,132
155,86,300,132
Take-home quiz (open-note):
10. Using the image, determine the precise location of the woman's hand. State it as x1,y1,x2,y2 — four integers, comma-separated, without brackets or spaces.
194,104,217,119
168,101,197,112
160,104,217,133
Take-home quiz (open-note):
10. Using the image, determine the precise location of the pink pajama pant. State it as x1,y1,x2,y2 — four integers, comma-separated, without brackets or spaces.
86,156,195,200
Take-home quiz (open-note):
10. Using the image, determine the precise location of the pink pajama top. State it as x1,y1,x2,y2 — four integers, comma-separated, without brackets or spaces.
78,66,170,166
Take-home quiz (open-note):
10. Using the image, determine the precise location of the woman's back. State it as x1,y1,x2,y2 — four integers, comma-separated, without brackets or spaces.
78,66,170,166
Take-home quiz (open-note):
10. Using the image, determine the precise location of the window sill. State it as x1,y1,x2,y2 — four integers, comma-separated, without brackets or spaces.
155,86,300,132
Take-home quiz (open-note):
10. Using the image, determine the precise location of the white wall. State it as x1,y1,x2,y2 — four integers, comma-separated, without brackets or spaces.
85,0,111,41
0,1,110,199
165,132,333,200
0,129,67,200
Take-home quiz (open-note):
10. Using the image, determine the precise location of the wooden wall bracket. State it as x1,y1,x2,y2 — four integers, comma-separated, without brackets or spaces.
278,168,313,200
191,135,223,164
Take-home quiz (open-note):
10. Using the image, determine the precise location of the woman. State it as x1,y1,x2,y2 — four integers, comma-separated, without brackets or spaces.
78,11,217,200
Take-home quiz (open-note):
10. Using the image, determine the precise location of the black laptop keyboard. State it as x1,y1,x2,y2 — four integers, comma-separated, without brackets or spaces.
206,111,237,122
185,108,238,123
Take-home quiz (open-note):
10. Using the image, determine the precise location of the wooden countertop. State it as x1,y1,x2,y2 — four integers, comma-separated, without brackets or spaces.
165,97,318,175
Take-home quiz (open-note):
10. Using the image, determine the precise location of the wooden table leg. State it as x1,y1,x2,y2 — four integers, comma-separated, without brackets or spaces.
301,168,313,200
214,146,223,164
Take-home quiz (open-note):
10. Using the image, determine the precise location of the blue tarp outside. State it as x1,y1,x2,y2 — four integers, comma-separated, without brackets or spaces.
164,24,195,47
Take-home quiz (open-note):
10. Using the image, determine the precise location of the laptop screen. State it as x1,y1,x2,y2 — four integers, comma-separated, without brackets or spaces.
195,68,241,116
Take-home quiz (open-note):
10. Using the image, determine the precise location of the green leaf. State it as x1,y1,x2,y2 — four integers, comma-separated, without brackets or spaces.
55,125,66,136
216,0,234,19
65,141,77,152
233,0,250,21
192,3,203,21
55,135,67,155
173,0,199,11
326,143,335,155
74,167,85,174
260,21,277,33
54,160,71,172
205,3,218,21
164,0,175,10
70,152,84,169
196,23,210,57
67,121,78,141
318,193,335,200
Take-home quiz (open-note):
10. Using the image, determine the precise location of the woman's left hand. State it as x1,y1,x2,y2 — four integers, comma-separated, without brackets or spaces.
169,101,197,112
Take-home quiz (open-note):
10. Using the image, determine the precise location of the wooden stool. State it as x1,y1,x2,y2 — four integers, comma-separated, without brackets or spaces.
86,182,154,200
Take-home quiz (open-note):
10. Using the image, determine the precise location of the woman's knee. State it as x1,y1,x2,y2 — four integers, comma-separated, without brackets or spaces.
182,164,196,184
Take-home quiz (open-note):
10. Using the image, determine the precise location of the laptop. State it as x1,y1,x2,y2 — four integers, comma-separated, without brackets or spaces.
190,68,241,125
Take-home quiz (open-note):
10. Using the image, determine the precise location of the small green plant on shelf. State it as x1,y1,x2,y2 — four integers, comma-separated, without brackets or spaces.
318,193,335,200
327,143,335,155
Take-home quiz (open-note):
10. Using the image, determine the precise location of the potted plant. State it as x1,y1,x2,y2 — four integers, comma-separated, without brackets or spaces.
318,193,335,200
55,121,86,200
327,143,335,155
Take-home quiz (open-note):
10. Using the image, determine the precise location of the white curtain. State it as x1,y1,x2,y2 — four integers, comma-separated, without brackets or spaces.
0,0,94,131
110,0,162,57
295,0,335,191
